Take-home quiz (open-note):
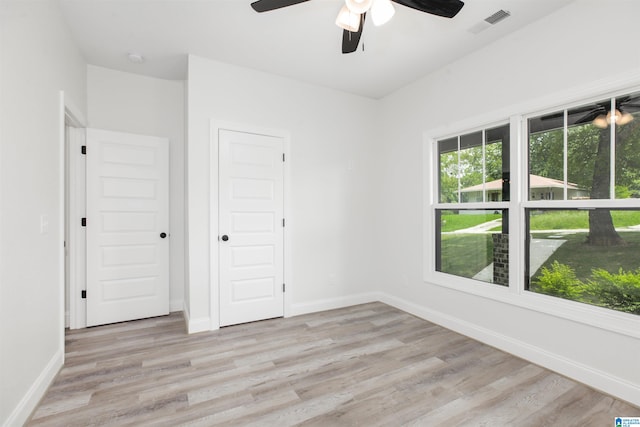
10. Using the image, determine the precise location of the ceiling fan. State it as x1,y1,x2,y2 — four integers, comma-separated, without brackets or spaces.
539,95,640,129
250,0,465,54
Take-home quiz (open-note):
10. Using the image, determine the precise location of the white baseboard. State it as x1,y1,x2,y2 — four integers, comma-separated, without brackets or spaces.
378,292,640,407
4,349,63,427
183,302,213,334
290,292,381,317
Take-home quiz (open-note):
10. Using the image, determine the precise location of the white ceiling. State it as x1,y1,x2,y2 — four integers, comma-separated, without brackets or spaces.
59,0,574,99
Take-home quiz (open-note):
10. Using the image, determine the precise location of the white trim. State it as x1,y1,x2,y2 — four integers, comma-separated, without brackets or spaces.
290,292,381,317
61,91,87,332
61,92,87,128
67,127,86,329
423,80,640,342
183,301,211,334
59,93,65,345
379,292,640,407
4,349,63,427
209,120,292,330
509,115,523,295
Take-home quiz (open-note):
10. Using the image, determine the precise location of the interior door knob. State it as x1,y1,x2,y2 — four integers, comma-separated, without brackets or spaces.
221,235,229,242
160,232,167,238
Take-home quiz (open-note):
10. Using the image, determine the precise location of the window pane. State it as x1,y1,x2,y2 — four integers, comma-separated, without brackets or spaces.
528,94,640,201
568,100,610,200
486,124,510,202
458,131,483,203
528,115,564,200
438,138,459,203
615,91,640,199
436,209,508,286
526,209,640,316
438,125,509,204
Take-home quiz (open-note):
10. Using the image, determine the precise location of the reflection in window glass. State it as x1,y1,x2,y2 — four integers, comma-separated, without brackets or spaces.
438,124,509,204
567,102,607,200
615,91,640,199
528,116,564,195
528,91,640,201
436,209,508,286
526,209,640,316
459,132,483,203
438,138,458,203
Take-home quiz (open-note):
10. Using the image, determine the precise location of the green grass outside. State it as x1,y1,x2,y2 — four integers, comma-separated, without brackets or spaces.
529,210,640,230
440,213,501,232
439,233,493,278
440,211,640,271
439,230,640,314
532,231,640,281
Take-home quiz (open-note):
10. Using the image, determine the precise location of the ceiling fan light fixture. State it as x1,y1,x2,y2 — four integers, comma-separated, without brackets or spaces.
371,0,395,26
345,0,373,15
618,111,634,125
336,5,361,32
606,109,621,125
593,114,608,129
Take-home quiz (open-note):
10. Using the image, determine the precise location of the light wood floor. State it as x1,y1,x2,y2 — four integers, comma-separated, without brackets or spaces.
28,303,638,426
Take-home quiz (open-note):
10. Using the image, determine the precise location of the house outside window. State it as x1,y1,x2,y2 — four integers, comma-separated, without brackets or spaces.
435,124,510,286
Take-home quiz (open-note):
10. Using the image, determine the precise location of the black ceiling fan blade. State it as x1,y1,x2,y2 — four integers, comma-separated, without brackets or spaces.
251,0,310,13
574,110,601,125
391,0,464,18
342,13,366,54
540,104,600,122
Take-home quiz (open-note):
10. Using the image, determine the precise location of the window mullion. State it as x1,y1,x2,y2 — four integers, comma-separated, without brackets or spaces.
457,136,461,204
563,109,568,201
610,98,616,199
482,129,486,203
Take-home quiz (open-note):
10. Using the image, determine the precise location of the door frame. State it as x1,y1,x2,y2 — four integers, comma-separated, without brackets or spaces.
209,121,292,330
60,91,87,331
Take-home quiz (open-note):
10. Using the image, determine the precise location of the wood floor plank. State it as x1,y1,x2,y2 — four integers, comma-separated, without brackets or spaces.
27,302,639,426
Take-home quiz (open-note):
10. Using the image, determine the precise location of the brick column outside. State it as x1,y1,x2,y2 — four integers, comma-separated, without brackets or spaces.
492,233,509,286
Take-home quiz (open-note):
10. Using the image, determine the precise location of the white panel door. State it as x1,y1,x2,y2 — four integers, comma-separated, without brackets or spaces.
86,129,169,327
219,129,284,327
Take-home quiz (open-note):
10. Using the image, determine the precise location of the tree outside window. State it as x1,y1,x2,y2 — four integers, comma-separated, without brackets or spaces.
527,91,640,315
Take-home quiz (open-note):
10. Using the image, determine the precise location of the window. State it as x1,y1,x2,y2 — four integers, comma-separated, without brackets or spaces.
430,89,640,321
526,208,640,315
526,91,640,315
529,92,640,201
435,124,510,285
438,126,509,203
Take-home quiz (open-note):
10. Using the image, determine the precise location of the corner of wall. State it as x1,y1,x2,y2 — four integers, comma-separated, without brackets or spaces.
183,301,213,334
3,350,63,427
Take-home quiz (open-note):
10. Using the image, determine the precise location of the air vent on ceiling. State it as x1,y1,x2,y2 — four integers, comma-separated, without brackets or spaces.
468,9,511,34
485,9,511,25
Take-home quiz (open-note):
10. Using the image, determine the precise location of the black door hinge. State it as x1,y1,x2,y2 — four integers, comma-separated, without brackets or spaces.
81,218,86,227
283,283,286,292
282,153,285,162
282,218,285,227
81,145,86,155
81,290,87,299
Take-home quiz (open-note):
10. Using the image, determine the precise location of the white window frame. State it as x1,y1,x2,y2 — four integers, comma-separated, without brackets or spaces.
424,85,640,341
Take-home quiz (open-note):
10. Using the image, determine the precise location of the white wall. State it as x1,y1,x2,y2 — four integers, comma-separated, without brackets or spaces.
86,65,185,313
186,55,382,330
0,1,87,425
378,0,640,405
